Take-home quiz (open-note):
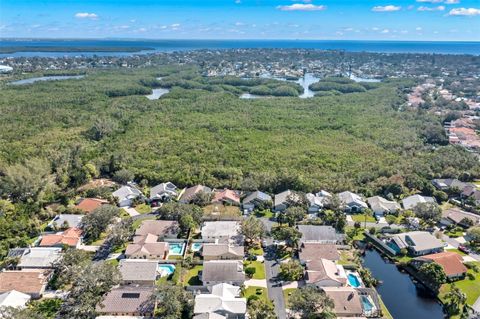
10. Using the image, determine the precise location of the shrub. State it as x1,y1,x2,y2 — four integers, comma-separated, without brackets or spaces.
245,267,256,277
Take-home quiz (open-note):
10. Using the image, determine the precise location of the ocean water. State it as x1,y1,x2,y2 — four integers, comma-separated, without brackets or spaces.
0,39,479,57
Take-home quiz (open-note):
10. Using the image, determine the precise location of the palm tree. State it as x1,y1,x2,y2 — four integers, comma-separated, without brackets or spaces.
445,284,467,315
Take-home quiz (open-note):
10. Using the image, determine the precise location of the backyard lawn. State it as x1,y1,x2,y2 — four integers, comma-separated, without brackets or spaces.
351,214,376,223
243,286,271,304
248,246,264,256
244,260,266,280
182,265,203,286
439,262,480,306
282,288,296,307
134,203,152,214
203,204,241,218
338,250,358,266
345,226,366,241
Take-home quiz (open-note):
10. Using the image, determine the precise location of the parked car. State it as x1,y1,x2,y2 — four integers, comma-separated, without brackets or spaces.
458,245,471,254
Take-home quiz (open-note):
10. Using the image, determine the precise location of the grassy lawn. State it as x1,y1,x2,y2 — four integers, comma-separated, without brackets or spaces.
182,265,203,286
439,262,480,306
134,203,152,214
338,250,358,266
244,260,266,280
105,259,119,266
132,216,157,229
203,204,241,218
90,231,108,246
119,209,131,219
345,226,366,241
445,230,464,238
112,243,126,254
351,214,376,223
248,246,264,256
243,286,270,304
446,248,467,256
282,288,296,307
394,255,413,263
379,297,394,319
168,255,183,260
255,210,275,219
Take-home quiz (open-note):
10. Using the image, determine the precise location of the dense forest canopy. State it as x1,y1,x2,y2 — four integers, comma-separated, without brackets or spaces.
0,65,478,196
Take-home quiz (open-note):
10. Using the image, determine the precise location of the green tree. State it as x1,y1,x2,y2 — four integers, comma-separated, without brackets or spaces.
413,202,442,225
445,283,467,316
467,226,480,245
51,249,92,289
288,286,336,319
280,206,306,227
241,216,266,246
154,283,194,319
248,298,277,319
190,191,213,206
0,307,47,319
271,226,301,249
418,262,447,290
81,205,119,242
112,169,134,184
280,259,304,281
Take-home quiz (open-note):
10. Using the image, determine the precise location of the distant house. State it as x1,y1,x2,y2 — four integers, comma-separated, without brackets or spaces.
47,214,84,230
202,243,244,261
112,185,143,207
274,190,299,212
242,191,272,213
367,196,401,216
201,221,243,244
461,186,480,205
39,227,83,248
412,251,467,280
299,243,340,263
125,235,169,260
75,198,108,214
134,220,180,240
201,260,246,289
193,283,247,319
96,287,155,317
441,207,480,228
402,194,435,210
0,270,51,299
9,247,62,270
390,231,443,256
305,193,324,213
119,259,158,286
432,179,472,192
322,287,365,318
305,258,347,288
212,189,241,206
337,191,368,213
179,185,212,204
298,225,344,244
149,182,178,203
0,290,31,309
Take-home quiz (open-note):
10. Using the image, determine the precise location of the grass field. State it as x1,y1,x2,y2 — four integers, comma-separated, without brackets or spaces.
244,260,266,279
203,204,241,218
134,203,151,214
243,286,271,304
351,214,376,223
182,265,203,286
282,288,296,307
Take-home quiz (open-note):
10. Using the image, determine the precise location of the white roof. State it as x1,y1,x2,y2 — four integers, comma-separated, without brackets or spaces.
194,283,246,315
17,247,62,268
402,195,435,210
367,196,401,213
201,221,240,238
337,191,368,208
0,290,31,308
112,186,142,201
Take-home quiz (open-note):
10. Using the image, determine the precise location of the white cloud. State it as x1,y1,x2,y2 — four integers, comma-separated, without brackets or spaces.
372,5,401,12
381,28,390,33
444,0,459,3
418,5,445,11
448,7,480,16
277,4,326,11
416,0,443,3
74,12,98,19
416,26,423,31
171,23,180,27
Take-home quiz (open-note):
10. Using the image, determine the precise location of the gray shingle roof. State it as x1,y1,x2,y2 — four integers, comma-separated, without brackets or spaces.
96,287,154,315
119,259,158,282
298,225,343,243
201,261,245,283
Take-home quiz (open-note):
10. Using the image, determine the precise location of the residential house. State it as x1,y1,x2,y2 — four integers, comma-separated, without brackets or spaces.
134,220,180,240
179,185,212,204
200,260,246,289
149,182,178,203
299,243,340,263
193,283,247,319
0,290,31,309
337,191,368,213
298,225,344,245
390,231,444,256
0,270,51,299
274,190,300,212
112,185,143,207
201,221,243,245
322,287,366,317
212,189,241,206
125,235,169,260
9,247,62,270
75,198,109,214
402,194,436,210
39,227,83,248
305,193,324,214
367,196,401,216
462,185,480,205
412,251,467,280
242,191,272,213
305,258,347,287
432,179,472,192
119,259,159,286
47,214,84,230
202,243,244,261
441,207,480,228
96,287,155,317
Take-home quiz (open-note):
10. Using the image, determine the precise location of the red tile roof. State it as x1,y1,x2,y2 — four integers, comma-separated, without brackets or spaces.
212,189,240,204
75,198,108,213
420,252,467,277
39,227,83,247
0,270,50,296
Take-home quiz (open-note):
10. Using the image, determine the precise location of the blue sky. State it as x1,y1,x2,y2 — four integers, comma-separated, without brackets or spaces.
1,0,479,41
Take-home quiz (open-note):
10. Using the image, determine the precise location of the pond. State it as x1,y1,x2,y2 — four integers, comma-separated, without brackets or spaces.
145,88,170,100
9,75,85,85
349,74,381,83
295,73,319,98
362,248,445,319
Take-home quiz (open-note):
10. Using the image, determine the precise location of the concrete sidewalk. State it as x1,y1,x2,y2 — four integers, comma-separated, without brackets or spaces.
245,279,268,288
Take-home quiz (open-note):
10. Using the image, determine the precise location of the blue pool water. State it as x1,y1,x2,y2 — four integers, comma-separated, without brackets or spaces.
360,296,375,312
347,273,361,288
192,243,202,252
158,264,176,276
168,242,185,255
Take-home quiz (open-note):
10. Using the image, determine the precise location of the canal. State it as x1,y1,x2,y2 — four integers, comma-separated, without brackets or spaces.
362,248,445,319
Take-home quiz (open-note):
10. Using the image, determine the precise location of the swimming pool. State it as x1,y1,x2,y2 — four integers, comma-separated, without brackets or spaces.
192,243,202,252
168,242,185,255
347,273,362,288
360,295,375,312
158,264,176,277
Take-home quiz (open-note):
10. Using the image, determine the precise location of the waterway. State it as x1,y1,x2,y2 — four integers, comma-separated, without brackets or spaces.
362,248,445,319
9,75,85,85
145,88,170,100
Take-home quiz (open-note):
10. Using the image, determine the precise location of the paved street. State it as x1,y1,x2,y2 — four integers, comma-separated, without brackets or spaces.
261,217,287,319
